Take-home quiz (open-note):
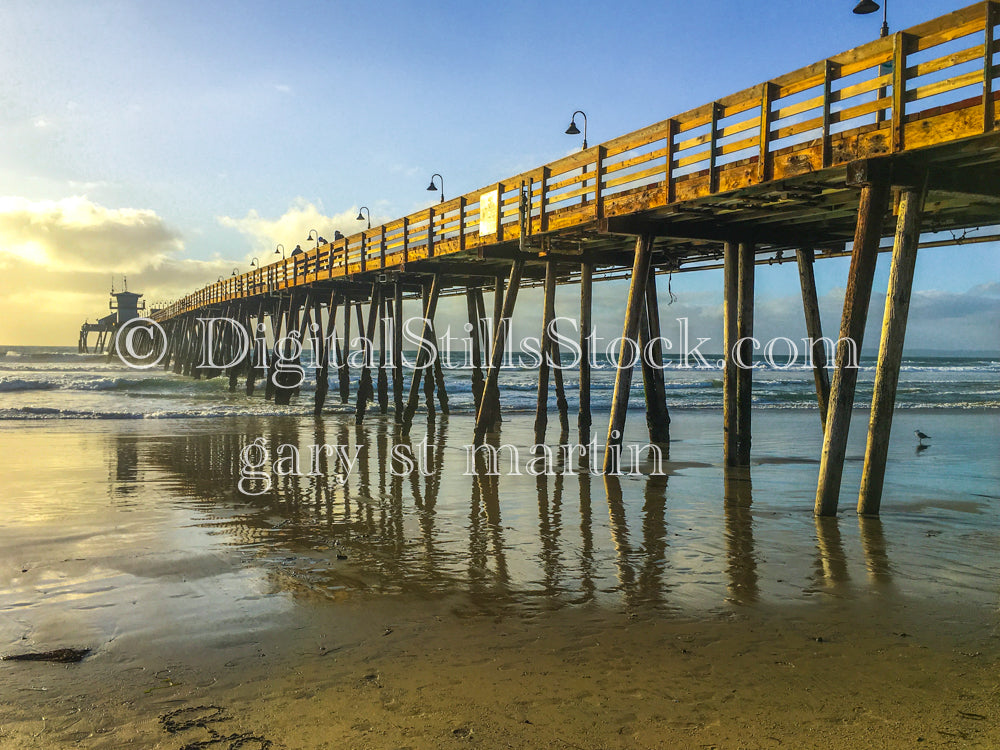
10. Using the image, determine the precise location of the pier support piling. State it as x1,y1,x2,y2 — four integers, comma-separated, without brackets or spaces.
579,262,593,446
603,233,654,474
356,284,381,425
339,297,352,403
815,162,892,516
401,274,442,435
377,292,389,414
474,260,524,444
314,294,331,415
534,261,558,448
467,287,485,413
393,282,404,421
639,267,670,445
796,247,831,428
858,186,923,516
735,241,755,466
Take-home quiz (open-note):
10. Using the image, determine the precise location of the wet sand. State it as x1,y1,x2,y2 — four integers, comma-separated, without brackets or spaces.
1,412,998,748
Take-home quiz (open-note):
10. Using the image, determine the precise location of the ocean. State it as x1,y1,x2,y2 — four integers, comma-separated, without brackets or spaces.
2,345,997,419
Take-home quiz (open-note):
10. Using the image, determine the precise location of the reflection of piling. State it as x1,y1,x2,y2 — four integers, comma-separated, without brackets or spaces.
814,515,849,586
723,466,758,603
859,516,891,584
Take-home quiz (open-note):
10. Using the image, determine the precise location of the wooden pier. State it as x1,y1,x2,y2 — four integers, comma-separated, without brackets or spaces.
146,2,1000,516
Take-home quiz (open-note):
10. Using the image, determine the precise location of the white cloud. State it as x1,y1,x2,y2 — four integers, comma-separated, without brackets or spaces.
0,195,251,344
0,195,183,273
218,199,386,253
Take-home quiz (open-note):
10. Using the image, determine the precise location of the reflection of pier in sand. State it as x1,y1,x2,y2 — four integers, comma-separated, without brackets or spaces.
134,420,899,611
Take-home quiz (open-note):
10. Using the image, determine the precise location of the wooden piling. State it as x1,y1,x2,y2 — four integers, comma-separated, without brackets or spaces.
246,301,266,397
432,341,449,414
377,291,389,414
550,317,570,440
735,241,755,466
339,297,351,403
356,284,381,425
264,300,283,400
227,311,246,391
579,262,593,445
858,187,922,516
274,294,305,405
815,165,892,516
393,281,404,421
420,282,437,420
603,233,654,474
400,274,441,435
314,294,331,415
466,287,485,412
639,267,670,444
723,241,738,465
796,247,831,427
534,261,557,447
486,274,505,426
474,260,524,444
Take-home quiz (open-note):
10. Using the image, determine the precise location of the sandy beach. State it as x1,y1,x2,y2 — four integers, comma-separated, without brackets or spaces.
1,411,997,748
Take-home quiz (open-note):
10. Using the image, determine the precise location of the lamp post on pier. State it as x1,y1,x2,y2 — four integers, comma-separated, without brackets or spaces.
426,174,444,203
853,0,888,38
565,110,588,150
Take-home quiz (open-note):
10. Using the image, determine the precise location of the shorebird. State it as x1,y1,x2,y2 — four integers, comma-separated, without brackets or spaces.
914,429,931,444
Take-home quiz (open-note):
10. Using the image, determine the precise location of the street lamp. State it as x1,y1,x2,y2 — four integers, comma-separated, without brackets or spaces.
274,243,285,259
853,0,888,38
565,110,588,150
250,257,260,268
426,173,444,203
306,229,319,250
357,206,371,229
232,268,239,276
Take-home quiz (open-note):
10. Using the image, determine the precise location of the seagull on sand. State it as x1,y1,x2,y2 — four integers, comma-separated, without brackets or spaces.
914,429,931,444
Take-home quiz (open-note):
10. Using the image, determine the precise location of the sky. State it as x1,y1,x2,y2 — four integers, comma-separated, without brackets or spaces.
1,0,997,352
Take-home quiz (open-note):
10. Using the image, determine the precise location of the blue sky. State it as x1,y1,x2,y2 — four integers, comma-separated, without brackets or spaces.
1,0,997,350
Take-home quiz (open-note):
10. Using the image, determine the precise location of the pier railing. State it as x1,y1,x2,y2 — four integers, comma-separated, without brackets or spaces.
155,1,998,322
